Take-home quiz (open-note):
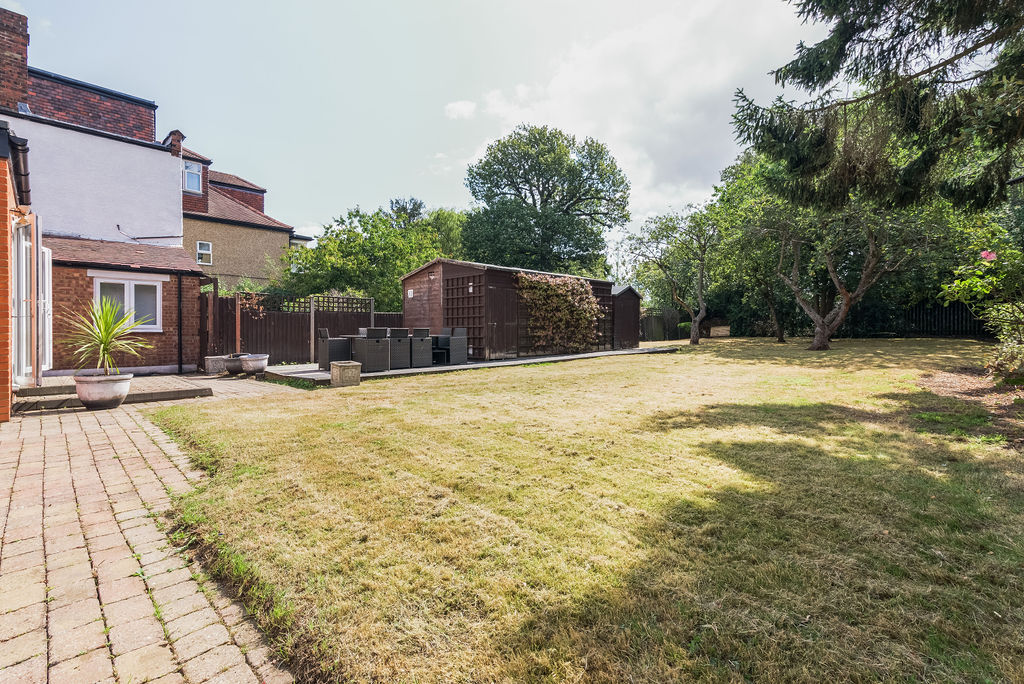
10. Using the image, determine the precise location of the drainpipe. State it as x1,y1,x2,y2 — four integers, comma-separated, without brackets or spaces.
177,275,183,374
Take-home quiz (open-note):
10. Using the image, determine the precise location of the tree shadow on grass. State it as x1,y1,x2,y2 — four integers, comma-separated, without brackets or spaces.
500,394,1024,682
681,337,991,373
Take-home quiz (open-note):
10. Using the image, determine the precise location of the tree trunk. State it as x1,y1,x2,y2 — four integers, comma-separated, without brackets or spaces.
766,297,785,343
808,324,831,350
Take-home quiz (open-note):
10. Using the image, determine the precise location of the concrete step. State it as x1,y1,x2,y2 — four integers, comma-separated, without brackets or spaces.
12,386,213,413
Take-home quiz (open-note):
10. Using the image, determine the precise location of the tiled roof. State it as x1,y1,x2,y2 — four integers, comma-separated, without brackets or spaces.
208,170,265,193
44,235,203,273
185,185,292,232
181,146,211,163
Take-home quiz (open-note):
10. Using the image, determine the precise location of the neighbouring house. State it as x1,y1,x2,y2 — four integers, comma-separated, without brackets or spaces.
167,131,311,289
0,7,203,375
401,258,641,360
1,118,43,422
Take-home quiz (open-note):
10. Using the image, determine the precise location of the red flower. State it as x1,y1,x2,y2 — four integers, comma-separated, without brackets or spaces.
980,250,997,261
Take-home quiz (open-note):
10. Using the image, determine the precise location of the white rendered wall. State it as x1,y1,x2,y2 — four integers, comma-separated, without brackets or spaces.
10,116,183,246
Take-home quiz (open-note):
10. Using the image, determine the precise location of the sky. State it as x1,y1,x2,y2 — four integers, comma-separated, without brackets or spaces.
3,1,826,242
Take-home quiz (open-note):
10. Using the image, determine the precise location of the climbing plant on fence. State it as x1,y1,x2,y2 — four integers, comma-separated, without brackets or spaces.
517,272,602,353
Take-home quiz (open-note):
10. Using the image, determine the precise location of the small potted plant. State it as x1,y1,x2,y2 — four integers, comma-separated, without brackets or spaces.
63,297,153,410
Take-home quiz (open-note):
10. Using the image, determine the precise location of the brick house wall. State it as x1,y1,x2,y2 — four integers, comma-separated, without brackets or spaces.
50,265,201,371
0,9,28,112
1,156,12,421
210,183,264,212
181,217,289,288
25,71,157,142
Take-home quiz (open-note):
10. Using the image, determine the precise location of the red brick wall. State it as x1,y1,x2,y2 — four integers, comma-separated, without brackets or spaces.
26,72,157,142
51,265,201,371
182,164,209,213
211,183,264,212
0,9,28,112
1,158,12,421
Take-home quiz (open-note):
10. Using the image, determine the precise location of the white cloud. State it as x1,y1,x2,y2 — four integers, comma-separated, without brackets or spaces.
468,3,823,232
444,100,478,120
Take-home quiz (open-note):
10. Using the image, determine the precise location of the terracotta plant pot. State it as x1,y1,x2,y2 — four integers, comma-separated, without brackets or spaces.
240,353,269,373
224,353,247,374
74,373,133,410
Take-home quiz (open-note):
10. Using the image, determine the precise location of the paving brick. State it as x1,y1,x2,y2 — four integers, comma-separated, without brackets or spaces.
152,579,200,607
182,644,246,683
114,642,178,682
0,580,44,613
48,618,107,665
166,607,220,642
0,602,45,641
101,593,156,627
45,546,90,571
147,566,193,591
174,622,231,662
48,647,113,683
0,628,46,668
48,577,96,609
208,662,261,684
47,593,102,634
97,576,146,605
108,615,166,656
0,653,45,684
160,592,209,623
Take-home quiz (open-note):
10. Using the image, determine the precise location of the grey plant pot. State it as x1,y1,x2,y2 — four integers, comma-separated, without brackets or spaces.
224,353,247,374
74,373,133,410
240,354,269,373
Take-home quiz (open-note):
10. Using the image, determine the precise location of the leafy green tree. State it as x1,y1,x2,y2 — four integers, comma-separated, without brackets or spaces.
421,208,467,259
462,200,608,275
628,205,721,345
388,197,426,228
464,124,629,272
734,0,1024,210
277,208,441,310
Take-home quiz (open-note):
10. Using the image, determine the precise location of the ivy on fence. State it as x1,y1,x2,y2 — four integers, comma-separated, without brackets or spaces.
517,272,602,353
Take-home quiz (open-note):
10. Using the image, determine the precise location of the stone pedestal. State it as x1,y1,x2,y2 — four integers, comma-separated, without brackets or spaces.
204,355,227,374
330,361,361,387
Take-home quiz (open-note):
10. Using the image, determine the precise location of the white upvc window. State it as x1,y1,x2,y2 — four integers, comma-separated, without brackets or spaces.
183,160,202,194
88,269,168,333
196,240,212,265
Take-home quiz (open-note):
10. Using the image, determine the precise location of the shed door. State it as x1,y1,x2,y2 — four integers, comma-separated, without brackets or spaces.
487,286,518,360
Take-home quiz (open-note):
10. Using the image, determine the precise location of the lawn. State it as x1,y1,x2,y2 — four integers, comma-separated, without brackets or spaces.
152,338,1024,683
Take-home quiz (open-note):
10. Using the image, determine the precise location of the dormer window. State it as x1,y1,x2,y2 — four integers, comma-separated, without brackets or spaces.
183,160,202,194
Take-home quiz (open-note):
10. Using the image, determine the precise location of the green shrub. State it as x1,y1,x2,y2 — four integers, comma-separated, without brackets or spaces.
677,321,692,337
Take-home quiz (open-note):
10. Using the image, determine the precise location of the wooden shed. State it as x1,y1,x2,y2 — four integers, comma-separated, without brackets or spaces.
402,258,618,361
612,285,642,349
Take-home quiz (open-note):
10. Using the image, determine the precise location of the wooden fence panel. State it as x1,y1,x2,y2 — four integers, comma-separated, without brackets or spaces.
375,312,404,329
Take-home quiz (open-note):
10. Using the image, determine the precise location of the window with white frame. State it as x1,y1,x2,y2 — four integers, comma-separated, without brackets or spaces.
89,270,167,332
196,240,212,265
183,160,202,194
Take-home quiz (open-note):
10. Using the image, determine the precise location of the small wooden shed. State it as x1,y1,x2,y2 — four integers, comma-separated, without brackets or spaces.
612,285,641,349
402,258,621,361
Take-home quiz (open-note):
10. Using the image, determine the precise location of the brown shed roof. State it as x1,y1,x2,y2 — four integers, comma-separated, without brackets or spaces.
184,185,292,232
402,258,613,285
208,170,265,192
44,235,203,274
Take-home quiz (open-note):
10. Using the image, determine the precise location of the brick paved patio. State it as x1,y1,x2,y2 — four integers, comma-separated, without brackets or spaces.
0,378,300,683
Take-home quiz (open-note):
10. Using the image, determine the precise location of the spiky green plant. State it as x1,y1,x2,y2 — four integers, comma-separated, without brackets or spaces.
62,297,153,375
